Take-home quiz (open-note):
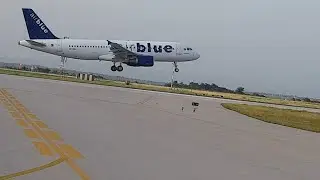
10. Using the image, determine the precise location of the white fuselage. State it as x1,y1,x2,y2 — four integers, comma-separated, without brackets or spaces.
19,39,200,62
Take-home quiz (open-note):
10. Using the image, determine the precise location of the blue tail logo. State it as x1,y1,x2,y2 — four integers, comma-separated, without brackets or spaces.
22,8,59,39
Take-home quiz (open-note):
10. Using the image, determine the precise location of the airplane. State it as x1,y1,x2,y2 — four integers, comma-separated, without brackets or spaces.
18,8,200,72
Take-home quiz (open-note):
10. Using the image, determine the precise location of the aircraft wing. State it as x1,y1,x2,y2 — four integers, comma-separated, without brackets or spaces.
107,40,137,60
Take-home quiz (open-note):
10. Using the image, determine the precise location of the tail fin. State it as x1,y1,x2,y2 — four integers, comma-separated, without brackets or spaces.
22,8,59,39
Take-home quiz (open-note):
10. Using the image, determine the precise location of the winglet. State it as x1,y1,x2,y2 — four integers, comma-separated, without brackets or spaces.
22,8,59,39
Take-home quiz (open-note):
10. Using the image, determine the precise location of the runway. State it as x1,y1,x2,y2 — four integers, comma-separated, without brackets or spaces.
1,74,320,180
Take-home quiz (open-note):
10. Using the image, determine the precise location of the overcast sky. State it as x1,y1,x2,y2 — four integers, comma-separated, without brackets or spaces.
1,0,320,98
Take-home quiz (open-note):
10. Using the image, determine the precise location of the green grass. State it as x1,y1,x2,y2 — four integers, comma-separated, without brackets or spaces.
221,103,320,132
1,67,320,109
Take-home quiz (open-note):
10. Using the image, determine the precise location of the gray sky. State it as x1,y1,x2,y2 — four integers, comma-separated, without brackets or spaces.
1,0,320,98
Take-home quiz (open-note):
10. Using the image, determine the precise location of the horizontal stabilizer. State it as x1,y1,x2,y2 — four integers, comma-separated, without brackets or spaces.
26,40,46,47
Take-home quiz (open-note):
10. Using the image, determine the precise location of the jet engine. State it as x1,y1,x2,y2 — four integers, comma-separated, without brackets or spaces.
124,55,154,67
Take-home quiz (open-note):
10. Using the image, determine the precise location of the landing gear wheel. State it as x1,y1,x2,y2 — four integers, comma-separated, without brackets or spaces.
111,65,117,71
173,62,179,72
117,65,123,72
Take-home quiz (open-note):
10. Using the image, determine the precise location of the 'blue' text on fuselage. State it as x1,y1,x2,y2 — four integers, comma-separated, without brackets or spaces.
137,43,173,53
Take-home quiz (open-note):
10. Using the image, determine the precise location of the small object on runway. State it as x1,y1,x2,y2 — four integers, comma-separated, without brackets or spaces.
192,102,199,107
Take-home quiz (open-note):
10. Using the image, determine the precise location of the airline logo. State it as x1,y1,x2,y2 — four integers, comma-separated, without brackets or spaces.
30,13,49,34
137,43,173,53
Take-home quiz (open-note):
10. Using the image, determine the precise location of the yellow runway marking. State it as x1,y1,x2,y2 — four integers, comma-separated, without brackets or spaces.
42,130,62,141
0,89,90,179
33,121,48,128
0,157,66,180
16,119,29,128
10,112,23,119
58,144,84,159
32,141,54,156
27,113,37,119
24,129,40,139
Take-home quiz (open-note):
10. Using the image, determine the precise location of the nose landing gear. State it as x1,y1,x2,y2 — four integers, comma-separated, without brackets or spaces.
170,62,179,89
173,62,179,72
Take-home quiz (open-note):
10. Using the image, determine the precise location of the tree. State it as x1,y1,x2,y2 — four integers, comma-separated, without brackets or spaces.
303,97,311,102
235,87,245,94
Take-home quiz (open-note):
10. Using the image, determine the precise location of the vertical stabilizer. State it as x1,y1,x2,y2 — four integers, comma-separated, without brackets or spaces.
22,8,59,39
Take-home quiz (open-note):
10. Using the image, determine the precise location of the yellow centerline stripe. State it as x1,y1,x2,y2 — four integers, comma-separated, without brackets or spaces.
0,157,66,180
0,89,90,180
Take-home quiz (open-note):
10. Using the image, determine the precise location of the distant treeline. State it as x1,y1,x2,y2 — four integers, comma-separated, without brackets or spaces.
164,81,245,94
164,81,319,103
3,65,103,78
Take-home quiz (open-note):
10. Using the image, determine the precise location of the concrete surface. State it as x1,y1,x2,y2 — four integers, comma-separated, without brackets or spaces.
0,88,80,180
1,74,320,180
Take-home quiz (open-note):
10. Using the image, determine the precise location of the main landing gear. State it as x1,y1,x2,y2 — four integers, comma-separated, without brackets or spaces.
60,56,67,70
111,62,123,72
60,56,67,76
173,62,179,72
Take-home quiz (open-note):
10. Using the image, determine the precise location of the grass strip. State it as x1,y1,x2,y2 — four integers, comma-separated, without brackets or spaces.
221,103,320,133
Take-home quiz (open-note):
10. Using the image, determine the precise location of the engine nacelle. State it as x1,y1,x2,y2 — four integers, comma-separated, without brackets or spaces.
98,54,115,61
124,55,154,67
